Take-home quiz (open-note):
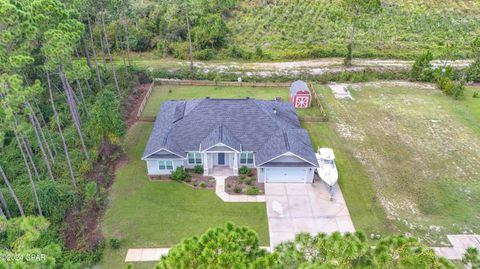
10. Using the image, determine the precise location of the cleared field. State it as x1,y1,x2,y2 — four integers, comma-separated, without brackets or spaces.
318,82,480,244
228,0,480,59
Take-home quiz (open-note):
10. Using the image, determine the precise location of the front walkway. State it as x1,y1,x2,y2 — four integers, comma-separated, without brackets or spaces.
265,182,355,248
434,235,480,260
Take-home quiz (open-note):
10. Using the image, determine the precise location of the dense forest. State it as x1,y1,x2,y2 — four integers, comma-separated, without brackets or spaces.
0,0,145,267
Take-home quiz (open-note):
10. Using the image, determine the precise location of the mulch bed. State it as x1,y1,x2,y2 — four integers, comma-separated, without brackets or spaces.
149,170,216,189
225,170,265,195
123,82,153,128
184,170,216,189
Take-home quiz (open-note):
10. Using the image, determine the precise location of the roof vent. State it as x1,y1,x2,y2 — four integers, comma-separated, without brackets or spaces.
273,108,277,114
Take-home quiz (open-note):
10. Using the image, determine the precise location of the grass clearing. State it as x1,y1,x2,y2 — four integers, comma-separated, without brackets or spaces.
99,122,268,269
318,82,480,244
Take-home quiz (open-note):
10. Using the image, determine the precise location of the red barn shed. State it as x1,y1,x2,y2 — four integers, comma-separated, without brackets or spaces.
289,80,311,108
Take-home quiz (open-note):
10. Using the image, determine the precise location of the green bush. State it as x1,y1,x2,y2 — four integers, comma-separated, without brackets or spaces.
245,178,253,186
438,77,456,95
199,182,207,188
194,165,204,174
410,51,434,82
109,238,120,250
246,187,260,195
239,166,250,175
194,49,214,60
473,91,479,98
170,166,188,181
233,186,242,193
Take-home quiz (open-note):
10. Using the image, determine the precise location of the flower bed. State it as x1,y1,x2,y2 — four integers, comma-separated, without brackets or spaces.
184,169,216,189
225,168,264,195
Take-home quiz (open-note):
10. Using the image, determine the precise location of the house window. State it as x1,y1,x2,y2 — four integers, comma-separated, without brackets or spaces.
240,153,254,164
188,152,202,164
159,160,173,170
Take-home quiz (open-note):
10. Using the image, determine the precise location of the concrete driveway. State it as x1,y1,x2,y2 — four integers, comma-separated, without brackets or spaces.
265,182,355,248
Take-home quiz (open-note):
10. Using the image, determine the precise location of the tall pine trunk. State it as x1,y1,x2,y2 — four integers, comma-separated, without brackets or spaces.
0,166,24,216
47,72,78,193
98,19,108,71
185,7,194,73
87,17,103,88
0,188,11,218
59,68,89,160
116,32,128,79
26,103,54,181
14,129,43,216
101,13,121,96
32,101,57,157
23,137,40,180
123,14,132,66
81,36,92,69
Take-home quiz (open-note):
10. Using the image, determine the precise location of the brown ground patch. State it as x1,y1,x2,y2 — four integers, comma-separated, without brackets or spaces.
123,82,153,128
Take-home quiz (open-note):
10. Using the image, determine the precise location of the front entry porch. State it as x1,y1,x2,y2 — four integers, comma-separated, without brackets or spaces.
203,151,239,176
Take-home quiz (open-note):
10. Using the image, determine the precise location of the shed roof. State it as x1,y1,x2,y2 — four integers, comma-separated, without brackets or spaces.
290,80,310,95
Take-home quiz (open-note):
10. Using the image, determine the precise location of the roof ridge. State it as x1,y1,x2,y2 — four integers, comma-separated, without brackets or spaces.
283,131,290,151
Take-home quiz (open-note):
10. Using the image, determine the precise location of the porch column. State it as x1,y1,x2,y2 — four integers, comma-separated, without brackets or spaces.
233,152,239,176
203,153,208,176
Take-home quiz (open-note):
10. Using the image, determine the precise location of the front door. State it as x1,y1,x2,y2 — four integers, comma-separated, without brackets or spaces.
218,153,225,165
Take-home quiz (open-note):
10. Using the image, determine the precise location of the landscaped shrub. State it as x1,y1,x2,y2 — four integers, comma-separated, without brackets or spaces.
246,187,260,195
245,178,253,186
170,166,188,181
199,182,207,188
194,165,204,174
239,166,250,175
473,91,479,98
109,238,120,250
233,186,242,193
239,175,245,180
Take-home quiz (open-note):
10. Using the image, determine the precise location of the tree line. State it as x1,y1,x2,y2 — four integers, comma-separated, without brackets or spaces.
0,0,139,267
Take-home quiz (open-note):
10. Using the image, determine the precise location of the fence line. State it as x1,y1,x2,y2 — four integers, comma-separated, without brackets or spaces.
154,78,290,88
308,82,329,122
136,82,155,119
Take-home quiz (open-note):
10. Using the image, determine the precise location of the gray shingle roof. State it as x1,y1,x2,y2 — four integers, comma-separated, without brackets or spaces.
201,124,242,151
290,80,310,96
142,98,317,166
255,129,317,166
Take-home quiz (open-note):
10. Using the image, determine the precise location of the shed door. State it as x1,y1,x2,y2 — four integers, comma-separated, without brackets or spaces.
265,168,306,183
295,96,309,108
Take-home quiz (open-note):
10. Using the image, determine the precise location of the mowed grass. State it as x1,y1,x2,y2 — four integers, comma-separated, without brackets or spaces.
142,85,323,118
99,122,268,269
317,82,480,244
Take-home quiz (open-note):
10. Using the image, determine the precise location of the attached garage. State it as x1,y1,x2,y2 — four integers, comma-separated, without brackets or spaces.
263,167,308,183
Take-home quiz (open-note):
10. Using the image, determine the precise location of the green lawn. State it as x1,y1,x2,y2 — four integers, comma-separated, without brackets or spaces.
141,85,323,119
99,122,268,269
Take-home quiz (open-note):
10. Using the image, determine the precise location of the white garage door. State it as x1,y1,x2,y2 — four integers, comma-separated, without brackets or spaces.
265,167,306,183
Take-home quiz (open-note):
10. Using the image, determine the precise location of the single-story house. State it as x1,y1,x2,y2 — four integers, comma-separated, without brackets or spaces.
142,98,318,183
289,80,311,108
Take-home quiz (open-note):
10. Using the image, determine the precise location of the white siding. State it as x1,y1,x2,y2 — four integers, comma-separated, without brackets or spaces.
146,159,185,175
